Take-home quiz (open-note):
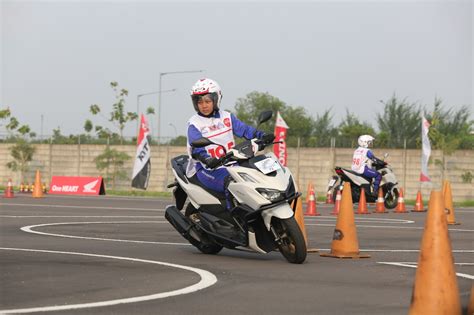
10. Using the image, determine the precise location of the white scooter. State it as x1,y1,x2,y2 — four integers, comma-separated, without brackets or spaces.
165,111,307,264
327,154,400,209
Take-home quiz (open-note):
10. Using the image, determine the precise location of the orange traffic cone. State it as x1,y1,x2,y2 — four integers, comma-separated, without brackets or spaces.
408,190,461,314
325,190,334,204
305,185,320,216
305,181,312,203
293,197,308,246
394,188,408,213
356,188,370,214
292,197,318,253
331,189,342,215
31,170,44,198
3,179,15,198
467,283,474,315
373,188,388,214
412,190,426,212
19,182,25,193
320,182,370,259
442,180,460,225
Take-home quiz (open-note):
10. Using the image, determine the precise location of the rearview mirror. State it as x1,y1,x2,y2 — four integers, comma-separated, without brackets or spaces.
257,110,273,125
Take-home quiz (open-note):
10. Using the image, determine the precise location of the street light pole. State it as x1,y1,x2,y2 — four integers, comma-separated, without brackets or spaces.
158,69,204,144
169,123,178,138
136,89,176,135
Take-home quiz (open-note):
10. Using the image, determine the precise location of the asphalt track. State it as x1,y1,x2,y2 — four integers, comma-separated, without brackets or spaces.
1,194,472,315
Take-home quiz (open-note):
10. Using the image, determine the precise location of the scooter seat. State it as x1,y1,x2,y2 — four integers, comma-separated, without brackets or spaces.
171,155,227,201
338,167,373,183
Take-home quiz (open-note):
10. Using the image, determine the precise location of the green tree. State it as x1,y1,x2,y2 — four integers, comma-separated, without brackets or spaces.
233,91,315,146
94,147,131,190
311,109,338,147
337,110,375,147
377,95,421,148
6,140,36,182
2,107,37,181
425,99,473,180
234,91,286,128
169,135,187,146
88,81,138,144
1,107,35,139
426,99,473,151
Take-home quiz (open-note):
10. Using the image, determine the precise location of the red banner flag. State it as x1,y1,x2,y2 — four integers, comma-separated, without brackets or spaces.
132,114,151,189
273,111,289,166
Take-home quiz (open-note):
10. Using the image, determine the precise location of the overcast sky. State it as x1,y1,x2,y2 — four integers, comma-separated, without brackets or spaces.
1,0,472,140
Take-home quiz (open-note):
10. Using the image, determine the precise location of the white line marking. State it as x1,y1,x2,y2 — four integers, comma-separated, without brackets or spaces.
2,216,164,218
22,221,474,250
21,221,191,246
0,247,217,314
1,203,163,212
379,262,474,266
304,216,414,224
377,262,474,280
307,223,474,232
317,248,474,253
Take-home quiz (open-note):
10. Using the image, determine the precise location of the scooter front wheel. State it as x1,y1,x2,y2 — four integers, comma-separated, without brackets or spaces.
272,217,307,264
384,188,399,209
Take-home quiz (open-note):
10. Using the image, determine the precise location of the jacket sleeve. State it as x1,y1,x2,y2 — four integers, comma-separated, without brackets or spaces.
230,113,264,140
187,124,210,163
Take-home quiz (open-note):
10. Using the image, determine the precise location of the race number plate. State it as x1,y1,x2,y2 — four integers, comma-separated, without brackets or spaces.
255,158,281,175
328,178,336,187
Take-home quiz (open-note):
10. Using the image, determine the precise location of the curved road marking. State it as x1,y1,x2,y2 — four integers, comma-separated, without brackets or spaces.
1,203,162,212
305,216,415,224
0,247,217,314
377,262,474,280
307,223,474,232
2,215,164,218
21,221,190,246
21,221,473,252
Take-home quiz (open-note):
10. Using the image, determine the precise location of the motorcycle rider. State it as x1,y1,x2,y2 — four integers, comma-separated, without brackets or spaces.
186,78,275,210
351,135,382,196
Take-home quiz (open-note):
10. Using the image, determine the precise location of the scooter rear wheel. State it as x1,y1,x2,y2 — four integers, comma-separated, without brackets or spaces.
273,217,307,264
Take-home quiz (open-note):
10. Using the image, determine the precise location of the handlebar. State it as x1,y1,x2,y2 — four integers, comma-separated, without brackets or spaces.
206,138,278,169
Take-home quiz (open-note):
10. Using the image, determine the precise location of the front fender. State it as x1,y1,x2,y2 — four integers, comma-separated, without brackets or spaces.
261,203,294,231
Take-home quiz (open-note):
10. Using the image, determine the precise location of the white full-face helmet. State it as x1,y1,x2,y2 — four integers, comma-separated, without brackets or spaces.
358,135,375,148
190,78,223,112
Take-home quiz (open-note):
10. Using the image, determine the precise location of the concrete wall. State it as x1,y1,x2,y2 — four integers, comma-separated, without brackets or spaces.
1,143,473,201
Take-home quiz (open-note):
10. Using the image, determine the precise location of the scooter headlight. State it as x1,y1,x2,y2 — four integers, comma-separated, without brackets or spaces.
256,188,284,202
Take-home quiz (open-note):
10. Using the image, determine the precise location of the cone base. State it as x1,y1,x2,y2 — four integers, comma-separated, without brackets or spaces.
447,222,460,225
307,248,319,253
320,252,370,259
411,209,427,212
355,211,370,215
330,212,339,215
304,213,321,216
